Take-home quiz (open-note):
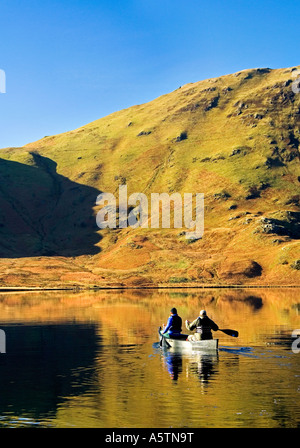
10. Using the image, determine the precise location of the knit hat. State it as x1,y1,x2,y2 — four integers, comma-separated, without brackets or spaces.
170,307,177,314
199,309,207,318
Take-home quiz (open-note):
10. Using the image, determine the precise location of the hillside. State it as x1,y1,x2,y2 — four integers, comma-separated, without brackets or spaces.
0,66,300,288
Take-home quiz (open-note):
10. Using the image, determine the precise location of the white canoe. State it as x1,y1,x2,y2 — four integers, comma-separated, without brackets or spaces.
159,328,218,352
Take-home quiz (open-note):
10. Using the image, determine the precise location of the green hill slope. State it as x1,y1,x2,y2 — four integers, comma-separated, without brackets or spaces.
0,66,300,287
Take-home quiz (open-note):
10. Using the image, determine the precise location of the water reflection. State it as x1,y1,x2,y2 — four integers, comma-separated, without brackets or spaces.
0,323,99,423
265,328,297,350
186,353,219,388
160,345,220,389
243,295,263,311
161,349,183,381
0,288,298,428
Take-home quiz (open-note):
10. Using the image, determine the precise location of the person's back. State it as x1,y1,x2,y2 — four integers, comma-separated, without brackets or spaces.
196,315,218,340
162,308,182,336
169,313,182,334
185,310,218,341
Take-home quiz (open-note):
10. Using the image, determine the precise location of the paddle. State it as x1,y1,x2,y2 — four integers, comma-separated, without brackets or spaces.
158,327,171,348
218,328,239,338
159,326,164,347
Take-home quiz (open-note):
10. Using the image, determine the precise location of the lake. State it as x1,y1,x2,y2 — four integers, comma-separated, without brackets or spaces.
0,288,299,428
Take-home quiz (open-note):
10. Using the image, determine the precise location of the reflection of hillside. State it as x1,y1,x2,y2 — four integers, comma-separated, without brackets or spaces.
0,289,299,346
0,323,99,421
97,304,153,344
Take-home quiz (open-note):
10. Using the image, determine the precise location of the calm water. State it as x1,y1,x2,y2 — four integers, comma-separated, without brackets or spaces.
0,288,299,428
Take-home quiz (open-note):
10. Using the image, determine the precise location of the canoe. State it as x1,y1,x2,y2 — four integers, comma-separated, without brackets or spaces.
158,327,218,352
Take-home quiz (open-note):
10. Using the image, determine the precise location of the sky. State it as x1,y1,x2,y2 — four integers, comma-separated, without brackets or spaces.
0,0,299,148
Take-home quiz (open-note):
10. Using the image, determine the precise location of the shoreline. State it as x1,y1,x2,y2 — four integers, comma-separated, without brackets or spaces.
0,284,299,293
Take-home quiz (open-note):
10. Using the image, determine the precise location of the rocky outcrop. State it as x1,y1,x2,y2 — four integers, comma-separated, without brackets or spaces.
258,212,300,238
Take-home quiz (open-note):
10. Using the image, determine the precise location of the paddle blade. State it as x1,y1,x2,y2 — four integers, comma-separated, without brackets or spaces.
219,328,239,338
158,327,163,346
158,327,171,348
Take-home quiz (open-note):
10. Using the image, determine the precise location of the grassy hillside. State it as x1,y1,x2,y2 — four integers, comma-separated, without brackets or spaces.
0,66,300,287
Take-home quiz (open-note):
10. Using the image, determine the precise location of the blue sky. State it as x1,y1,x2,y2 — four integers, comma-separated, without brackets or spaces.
0,0,299,148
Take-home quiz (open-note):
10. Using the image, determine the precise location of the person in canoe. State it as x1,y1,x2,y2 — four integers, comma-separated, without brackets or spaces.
162,308,182,338
185,310,218,341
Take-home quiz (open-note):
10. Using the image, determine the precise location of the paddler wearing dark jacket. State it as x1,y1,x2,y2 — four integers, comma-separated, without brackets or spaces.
162,308,182,336
185,309,218,341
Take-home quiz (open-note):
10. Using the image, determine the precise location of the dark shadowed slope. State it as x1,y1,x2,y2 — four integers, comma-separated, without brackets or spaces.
0,155,101,257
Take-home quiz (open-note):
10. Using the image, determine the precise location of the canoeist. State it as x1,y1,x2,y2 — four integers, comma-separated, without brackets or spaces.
185,310,218,341
162,308,182,337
